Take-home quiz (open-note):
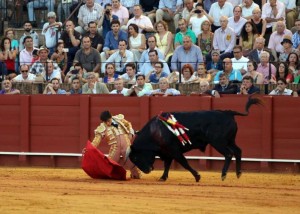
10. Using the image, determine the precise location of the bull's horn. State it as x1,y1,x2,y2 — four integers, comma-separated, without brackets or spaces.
125,147,131,162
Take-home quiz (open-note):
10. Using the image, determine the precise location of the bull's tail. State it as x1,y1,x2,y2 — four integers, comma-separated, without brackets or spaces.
232,96,263,116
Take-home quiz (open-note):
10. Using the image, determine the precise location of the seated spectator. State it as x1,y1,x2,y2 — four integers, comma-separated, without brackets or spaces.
188,3,210,38
5,28,19,53
84,21,104,52
103,63,119,84
12,64,36,82
174,18,197,48
279,35,300,62
231,45,249,75
239,21,259,57
193,63,212,83
67,77,82,94
0,37,17,80
256,51,276,84
140,50,170,76
250,7,266,37
180,0,195,23
243,61,264,84
208,0,233,32
228,6,247,38
269,77,294,95
206,50,223,74
121,63,137,84
43,78,67,94
241,0,260,20
156,0,183,30
197,20,214,61
65,62,88,84
82,72,109,94
42,60,62,83
74,36,101,74
181,63,197,83
75,0,104,35
279,0,297,30
274,62,294,84
51,42,68,77
146,62,169,84
146,77,181,96
128,23,146,63
126,4,154,33
287,52,300,81
211,73,239,95
213,58,242,84
154,21,173,60
19,21,39,51
248,36,275,64
19,36,37,66
42,12,62,55
27,0,55,26
98,3,119,39
31,49,39,65
0,79,20,95
110,77,129,95
140,0,159,25
126,74,153,97
292,19,300,52
191,80,215,96
111,0,129,28
102,40,134,75
237,76,260,95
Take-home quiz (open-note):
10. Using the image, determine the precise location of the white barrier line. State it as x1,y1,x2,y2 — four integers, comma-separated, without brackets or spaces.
0,152,299,163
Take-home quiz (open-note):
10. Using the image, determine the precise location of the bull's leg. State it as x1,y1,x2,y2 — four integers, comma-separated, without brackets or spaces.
213,145,234,181
229,144,242,178
159,158,172,181
174,154,201,182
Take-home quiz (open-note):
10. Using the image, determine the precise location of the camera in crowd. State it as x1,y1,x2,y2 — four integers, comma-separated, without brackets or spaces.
194,9,202,14
71,69,79,75
105,9,111,14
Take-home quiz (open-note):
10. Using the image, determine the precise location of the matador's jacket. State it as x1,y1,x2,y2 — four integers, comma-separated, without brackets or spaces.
91,114,140,178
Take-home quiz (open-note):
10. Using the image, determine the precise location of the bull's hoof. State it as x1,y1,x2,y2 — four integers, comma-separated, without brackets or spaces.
158,176,167,182
236,171,242,179
221,173,227,181
195,174,201,182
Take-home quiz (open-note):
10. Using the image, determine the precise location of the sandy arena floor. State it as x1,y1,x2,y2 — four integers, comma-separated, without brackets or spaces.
0,168,299,214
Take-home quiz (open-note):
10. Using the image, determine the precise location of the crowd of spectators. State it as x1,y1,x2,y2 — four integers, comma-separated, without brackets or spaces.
1,0,300,97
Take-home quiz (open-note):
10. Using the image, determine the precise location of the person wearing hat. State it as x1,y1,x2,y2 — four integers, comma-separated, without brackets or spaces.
278,35,300,62
206,49,223,75
42,12,62,56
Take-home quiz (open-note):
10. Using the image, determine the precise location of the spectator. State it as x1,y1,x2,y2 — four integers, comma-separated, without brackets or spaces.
140,35,165,68
208,0,233,32
279,0,297,30
191,80,214,96
19,36,37,66
67,77,82,94
188,3,210,37
292,19,300,52
43,77,67,94
275,62,293,84
19,21,39,51
256,51,276,84
174,18,196,48
12,64,36,82
0,37,17,80
64,62,87,84
146,77,181,96
126,4,154,33
111,0,129,28
126,74,153,96
140,0,159,25
239,21,259,56
269,77,293,95
243,61,264,84
231,45,249,75
287,52,300,80
211,73,239,94
0,79,20,95
74,36,101,74
146,61,169,83
250,7,267,37
228,5,247,38
213,58,242,83
154,21,173,59
98,3,119,39
193,63,212,83
82,72,109,94
180,63,197,83
31,49,40,65
248,36,275,64
101,20,128,62
27,0,55,26
5,28,19,53
171,36,203,74
203,0,217,13
58,20,82,71
206,50,223,74
50,42,68,77
156,0,183,30
278,35,300,62
102,40,134,75
198,20,214,61
178,0,195,24
42,12,62,55
212,16,236,60
140,50,170,76
41,60,62,83
241,0,260,19
121,63,137,84
128,23,146,63
103,63,119,84
110,77,129,95
84,21,104,52
237,76,260,95
75,0,104,35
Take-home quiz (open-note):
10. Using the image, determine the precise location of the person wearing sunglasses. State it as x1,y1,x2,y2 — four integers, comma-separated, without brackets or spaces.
12,64,36,82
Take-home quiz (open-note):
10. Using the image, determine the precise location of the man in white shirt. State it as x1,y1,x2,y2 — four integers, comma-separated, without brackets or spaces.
231,45,249,75
240,0,259,19
110,77,129,95
12,64,36,82
262,0,285,35
140,50,170,76
278,0,297,30
228,6,247,37
126,4,154,33
208,0,233,32
121,63,137,84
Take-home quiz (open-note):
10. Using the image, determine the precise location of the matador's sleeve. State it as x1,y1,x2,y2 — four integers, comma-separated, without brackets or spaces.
114,114,135,135
91,123,106,147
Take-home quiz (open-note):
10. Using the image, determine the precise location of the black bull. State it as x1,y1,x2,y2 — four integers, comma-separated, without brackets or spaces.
127,97,263,182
